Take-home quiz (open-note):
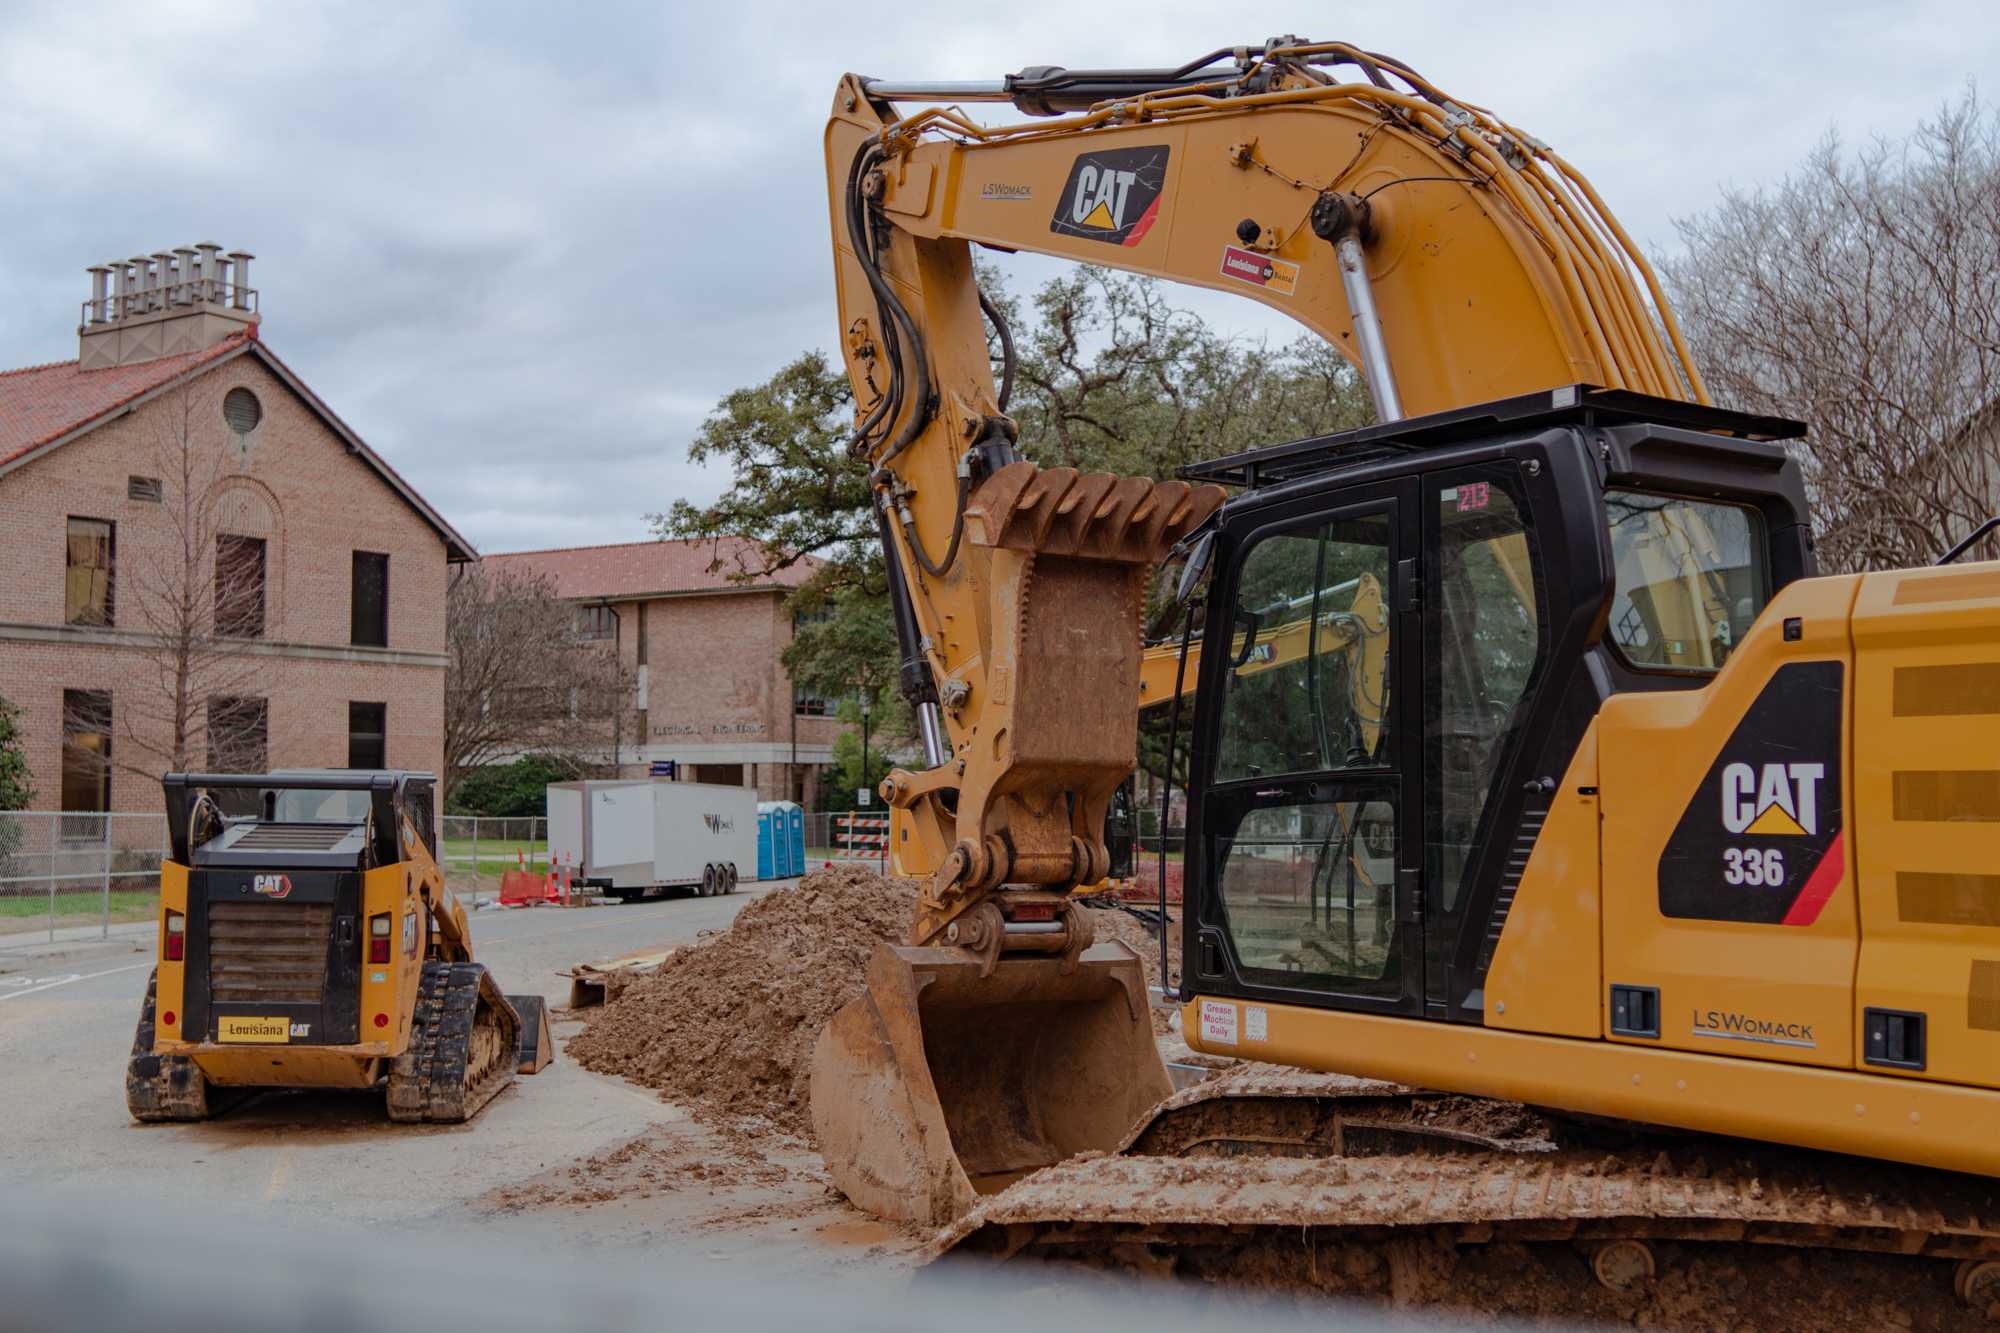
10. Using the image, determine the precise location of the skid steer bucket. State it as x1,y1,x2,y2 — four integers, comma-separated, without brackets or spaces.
810,939,1173,1226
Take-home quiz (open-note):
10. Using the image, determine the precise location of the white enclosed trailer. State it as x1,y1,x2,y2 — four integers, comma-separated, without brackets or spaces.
546,780,758,900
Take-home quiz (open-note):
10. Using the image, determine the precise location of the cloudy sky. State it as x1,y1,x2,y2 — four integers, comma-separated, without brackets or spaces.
3,0,1994,554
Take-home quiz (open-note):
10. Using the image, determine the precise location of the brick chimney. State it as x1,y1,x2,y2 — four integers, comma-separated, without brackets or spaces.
77,244,259,370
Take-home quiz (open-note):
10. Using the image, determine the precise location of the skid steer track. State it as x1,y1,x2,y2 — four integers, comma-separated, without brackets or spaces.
932,1072,2000,1273
126,970,221,1122
387,962,520,1123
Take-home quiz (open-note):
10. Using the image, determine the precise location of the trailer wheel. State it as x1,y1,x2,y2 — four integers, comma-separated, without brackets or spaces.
725,863,738,894
700,864,717,897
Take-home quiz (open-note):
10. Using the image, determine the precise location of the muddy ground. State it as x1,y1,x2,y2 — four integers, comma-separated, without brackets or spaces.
502,869,1994,1329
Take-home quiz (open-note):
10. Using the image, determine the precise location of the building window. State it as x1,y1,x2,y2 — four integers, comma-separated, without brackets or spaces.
65,518,115,626
128,476,163,503
794,684,833,717
222,387,263,436
351,551,389,647
792,605,834,631
348,702,386,769
61,690,112,833
215,534,267,638
574,604,615,641
206,696,269,773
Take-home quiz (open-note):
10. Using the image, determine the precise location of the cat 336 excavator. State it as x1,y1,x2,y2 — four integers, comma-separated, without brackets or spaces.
806,39,2000,1298
127,771,552,1124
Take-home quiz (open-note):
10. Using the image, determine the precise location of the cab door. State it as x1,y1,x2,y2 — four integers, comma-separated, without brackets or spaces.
1188,479,1425,1015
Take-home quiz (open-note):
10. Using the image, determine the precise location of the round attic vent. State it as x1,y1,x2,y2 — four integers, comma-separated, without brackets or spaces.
223,387,262,435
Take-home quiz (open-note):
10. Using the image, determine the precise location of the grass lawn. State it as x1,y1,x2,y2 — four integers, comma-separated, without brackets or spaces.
0,889,158,935
438,837,548,879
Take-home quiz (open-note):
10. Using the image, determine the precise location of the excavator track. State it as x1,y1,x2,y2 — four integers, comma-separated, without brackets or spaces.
386,962,519,1124
125,969,217,1123
932,1072,2000,1280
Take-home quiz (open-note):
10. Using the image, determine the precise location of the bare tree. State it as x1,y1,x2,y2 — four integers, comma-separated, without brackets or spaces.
65,376,273,791
443,563,629,804
1661,88,2000,571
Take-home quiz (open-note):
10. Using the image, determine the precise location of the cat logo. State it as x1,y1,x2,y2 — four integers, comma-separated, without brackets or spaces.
1049,145,1170,247
252,873,293,899
1721,762,1825,836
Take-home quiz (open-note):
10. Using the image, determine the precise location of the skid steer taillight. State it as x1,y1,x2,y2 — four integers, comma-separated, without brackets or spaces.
163,911,185,962
368,913,392,964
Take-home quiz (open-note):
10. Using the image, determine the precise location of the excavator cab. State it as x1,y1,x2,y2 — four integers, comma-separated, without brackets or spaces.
1178,386,1812,1026
813,387,1815,1224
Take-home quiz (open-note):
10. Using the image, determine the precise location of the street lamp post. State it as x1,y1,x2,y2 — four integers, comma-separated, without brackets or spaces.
859,693,872,807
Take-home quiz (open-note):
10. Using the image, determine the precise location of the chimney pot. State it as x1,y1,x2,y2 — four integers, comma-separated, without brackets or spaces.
195,242,223,303
226,251,254,309
148,253,172,314
86,266,111,326
173,247,197,306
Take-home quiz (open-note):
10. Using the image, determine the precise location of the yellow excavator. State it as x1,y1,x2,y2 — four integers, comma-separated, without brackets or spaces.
807,39,2000,1298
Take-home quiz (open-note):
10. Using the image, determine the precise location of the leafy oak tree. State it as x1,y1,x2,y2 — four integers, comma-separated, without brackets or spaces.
655,265,1376,788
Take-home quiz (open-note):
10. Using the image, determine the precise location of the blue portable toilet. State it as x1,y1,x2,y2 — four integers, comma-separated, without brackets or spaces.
756,802,780,881
782,802,806,876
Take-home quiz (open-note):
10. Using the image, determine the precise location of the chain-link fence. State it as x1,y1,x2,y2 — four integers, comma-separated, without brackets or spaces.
438,815,548,905
0,812,168,946
801,811,889,870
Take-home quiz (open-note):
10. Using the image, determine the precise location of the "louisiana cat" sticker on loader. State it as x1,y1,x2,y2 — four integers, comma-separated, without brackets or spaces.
1658,660,1845,925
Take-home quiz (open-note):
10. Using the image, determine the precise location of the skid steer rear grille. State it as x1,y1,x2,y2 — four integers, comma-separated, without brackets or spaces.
208,901,332,1005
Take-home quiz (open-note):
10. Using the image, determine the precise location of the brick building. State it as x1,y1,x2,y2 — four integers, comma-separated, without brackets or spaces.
0,245,473,816
482,539,847,804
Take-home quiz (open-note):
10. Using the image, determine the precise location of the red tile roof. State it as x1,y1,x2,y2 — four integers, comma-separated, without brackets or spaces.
0,331,476,562
0,332,254,466
483,536,821,601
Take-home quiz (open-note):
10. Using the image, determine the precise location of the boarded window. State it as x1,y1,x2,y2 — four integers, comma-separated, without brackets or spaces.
61,690,113,834
215,534,267,638
348,701,386,769
351,552,389,647
206,696,269,773
65,518,115,626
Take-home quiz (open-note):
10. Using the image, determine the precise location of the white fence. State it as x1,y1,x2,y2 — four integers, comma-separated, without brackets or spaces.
0,812,168,947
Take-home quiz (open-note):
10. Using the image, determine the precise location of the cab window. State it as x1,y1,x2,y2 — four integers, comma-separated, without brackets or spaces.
1213,513,1394,782
1605,492,1768,672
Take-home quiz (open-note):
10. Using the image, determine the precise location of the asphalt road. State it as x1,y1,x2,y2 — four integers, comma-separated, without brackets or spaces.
0,884,784,1232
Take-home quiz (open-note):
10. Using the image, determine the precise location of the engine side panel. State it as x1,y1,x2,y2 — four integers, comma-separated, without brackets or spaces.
1597,575,1863,1069
1851,563,2000,1091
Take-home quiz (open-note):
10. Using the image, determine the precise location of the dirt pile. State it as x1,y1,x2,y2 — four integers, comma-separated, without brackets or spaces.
1078,903,1181,1033
567,865,916,1136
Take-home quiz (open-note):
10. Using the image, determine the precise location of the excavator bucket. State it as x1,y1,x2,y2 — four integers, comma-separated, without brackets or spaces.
810,939,1172,1226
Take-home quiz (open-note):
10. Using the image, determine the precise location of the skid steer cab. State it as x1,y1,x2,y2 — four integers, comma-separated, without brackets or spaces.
127,770,552,1124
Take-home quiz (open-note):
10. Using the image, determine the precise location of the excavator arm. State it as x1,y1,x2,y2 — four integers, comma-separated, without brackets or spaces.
826,39,1699,944
811,38,1718,1227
